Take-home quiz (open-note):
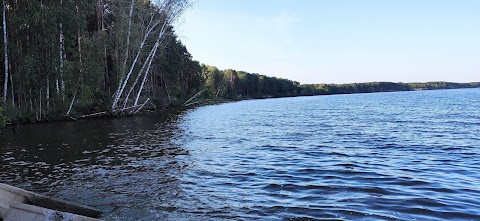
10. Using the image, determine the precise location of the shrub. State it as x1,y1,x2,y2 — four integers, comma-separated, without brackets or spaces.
0,106,6,128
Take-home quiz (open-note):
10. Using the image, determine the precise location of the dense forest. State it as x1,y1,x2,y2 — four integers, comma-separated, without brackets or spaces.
198,68,480,99
0,0,198,126
0,0,479,128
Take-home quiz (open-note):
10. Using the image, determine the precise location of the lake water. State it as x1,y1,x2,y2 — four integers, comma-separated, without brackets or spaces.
1,88,480,220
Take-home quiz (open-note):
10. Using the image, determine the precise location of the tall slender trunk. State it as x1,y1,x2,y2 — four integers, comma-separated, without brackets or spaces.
111,30,151,110
29,88,32,112
66,75,81,116
77,6,82,69
66,91,76,116
121,0,134,75
134,41,159,106
112,9,163,111
134,20,170,106
55,78,59,95
9,66,13,106
59,0,65,101
104,46,109,93
97,0,103,31
46,76,50,110
164,80,170,102
66,5,83,116
39,88,42,120
2,0,9,104
113,0,135,102
112,0,185,112
122,45,155,108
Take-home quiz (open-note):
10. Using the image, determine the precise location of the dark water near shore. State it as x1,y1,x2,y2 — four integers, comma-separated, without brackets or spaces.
1,88,480,220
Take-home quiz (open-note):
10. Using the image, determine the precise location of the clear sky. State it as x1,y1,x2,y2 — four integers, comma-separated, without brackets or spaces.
177,0,480,84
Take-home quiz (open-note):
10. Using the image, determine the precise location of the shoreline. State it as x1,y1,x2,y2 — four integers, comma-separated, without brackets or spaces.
1,86,478,129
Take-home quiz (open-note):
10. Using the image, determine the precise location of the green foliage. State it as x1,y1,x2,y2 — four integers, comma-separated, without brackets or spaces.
407,82,480,90
82,32,107,90
197,66,480,101
199,66,302,99
18,110,36,124
1,0,200,120
153,32,203,105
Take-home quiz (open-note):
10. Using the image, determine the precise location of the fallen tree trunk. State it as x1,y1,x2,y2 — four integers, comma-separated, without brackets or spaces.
133,98,150,114
78,111,107,119
70,99,151,120
183,89,206,106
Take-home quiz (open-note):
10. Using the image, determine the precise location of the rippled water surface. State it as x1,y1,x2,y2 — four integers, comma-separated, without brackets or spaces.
1,89,480,220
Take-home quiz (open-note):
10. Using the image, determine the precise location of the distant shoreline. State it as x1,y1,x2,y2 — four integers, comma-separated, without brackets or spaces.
187,83,480,106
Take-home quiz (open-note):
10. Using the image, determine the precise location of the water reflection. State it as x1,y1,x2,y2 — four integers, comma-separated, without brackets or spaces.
0,109,190,220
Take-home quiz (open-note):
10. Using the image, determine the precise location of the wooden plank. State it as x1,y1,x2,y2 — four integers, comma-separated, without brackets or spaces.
0,183,102,218
5,203,100,221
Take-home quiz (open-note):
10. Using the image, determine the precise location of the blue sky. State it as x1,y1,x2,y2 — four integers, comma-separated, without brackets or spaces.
178,0,480,84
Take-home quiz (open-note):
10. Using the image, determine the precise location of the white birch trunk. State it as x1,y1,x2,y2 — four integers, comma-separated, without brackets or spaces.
183,89,206,106
2,0,9,104
122,0,134,75
112,0,189,112
133,98,150,114
77,10,82,69
55,78,59,95
66,76,81,116
111,17,159,111
66,92,76,116
122,46,155,108
134,41,159,106
133,18,171,106
59,5,65,101
111,43,142,110
132,0,188,106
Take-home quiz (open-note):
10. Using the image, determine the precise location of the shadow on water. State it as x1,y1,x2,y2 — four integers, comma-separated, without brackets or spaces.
0,108,191,220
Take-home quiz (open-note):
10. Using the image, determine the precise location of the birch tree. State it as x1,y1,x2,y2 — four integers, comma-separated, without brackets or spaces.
110,0,189,112
59,0,65,101
2,0,9,105
0,0,207,122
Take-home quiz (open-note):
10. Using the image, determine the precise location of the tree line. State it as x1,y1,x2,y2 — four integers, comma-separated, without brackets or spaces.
200,66,480,99
1,0,479,127
0,0,199,126
199,65,301,100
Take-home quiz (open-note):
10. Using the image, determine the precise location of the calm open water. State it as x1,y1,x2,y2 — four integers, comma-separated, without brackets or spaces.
1,88,480,220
